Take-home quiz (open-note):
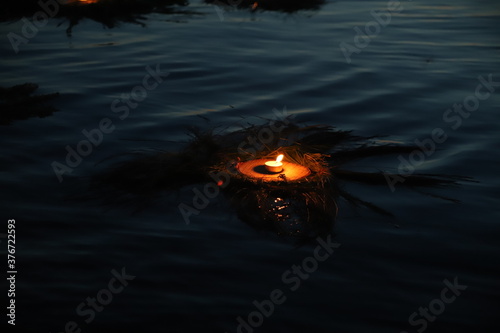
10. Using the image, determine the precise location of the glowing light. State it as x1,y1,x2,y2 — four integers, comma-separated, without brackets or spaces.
265,154,284,173
66,0,100,4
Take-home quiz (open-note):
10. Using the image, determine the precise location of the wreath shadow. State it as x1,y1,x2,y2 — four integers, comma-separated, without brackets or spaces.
86,117,475,243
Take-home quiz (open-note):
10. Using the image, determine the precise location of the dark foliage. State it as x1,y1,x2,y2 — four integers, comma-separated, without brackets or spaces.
0,83,59,125
205,0,325,13
1,0,200,35
89,119,474,241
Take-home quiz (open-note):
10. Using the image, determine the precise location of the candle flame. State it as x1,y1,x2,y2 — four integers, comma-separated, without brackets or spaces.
276,154,284,163
66,0,100,4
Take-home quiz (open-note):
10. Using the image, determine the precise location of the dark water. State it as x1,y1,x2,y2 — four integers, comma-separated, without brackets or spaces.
1,0,499,332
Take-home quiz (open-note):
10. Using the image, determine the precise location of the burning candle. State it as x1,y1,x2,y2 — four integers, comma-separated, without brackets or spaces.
265,154,284,173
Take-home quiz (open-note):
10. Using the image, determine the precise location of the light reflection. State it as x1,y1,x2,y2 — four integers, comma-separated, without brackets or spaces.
66,0,100,4
224,185,337,243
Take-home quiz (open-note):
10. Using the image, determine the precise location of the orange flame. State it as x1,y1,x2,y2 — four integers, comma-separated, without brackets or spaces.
276,154,284,163
66,0,100,4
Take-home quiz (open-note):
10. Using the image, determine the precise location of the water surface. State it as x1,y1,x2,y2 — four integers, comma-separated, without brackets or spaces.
1,1,499,332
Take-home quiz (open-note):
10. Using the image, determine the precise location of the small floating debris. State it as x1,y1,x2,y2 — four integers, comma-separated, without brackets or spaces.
0,83,59,125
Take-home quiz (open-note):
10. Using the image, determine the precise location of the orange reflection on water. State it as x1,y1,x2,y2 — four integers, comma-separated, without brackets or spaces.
66,0,100,4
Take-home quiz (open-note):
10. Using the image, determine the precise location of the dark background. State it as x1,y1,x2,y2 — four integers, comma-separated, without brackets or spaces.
1,0,499,332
